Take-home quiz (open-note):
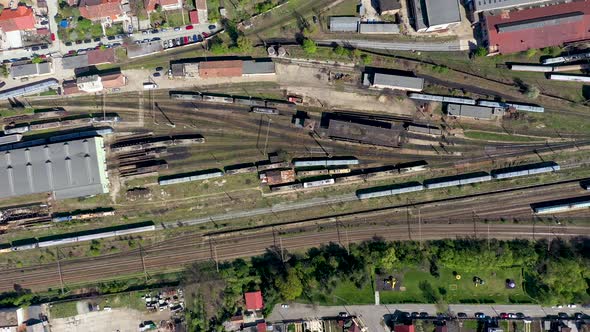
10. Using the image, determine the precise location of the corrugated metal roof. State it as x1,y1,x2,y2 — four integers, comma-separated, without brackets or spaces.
426,0,461,26
447,104,493,119
329,16,360,32
359,23,400,34
242,60,275,75
0,137,109,200
372,73,424,91
474,0,552,12
484,0,590,54
497,11,583,33
409,0,428,31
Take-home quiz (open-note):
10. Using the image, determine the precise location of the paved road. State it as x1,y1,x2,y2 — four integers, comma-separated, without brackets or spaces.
267,303,589,332
318,39,469,52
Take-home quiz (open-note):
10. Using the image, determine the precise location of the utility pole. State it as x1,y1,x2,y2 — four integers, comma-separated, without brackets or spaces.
56,248,64,295
139,244,148,283
263,117,272,156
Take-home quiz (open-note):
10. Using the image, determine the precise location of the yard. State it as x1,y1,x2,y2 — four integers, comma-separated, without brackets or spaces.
327,266,531,305
150,9,189,28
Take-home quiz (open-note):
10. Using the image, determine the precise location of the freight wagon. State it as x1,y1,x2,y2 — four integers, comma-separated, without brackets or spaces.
509,64,553,72
357,183,424,200
4,125,30,135
303,178,335,188
548,74,590,83
533,196,590,214
492,162,559,179
251,107,280,115
202,95,234,103
424,172,491,189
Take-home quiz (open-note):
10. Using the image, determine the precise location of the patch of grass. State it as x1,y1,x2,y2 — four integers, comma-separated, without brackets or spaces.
39,89,58,96
463,131,542,142
50,301,79,318
324,0,357,16
0,108,34,117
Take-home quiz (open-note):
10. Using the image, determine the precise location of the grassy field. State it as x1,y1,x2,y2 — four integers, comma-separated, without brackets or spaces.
328,266,530,305
463,131,543,142
50,301,79,318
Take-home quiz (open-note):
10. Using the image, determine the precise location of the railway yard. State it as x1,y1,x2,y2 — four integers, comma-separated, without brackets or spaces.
0,54,589,297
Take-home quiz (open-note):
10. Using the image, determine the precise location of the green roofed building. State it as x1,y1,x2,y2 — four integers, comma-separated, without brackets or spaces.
0,137,109,200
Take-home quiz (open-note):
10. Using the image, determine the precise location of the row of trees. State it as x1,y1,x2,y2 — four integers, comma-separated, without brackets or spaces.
183,238,590,331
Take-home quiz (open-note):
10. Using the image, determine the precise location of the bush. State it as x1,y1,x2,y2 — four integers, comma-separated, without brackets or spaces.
474,46,488,57
360,54,372,65
301,38,317,55
525,48,537,58
431,64,449,74
524,84,540,99
333,45,349,57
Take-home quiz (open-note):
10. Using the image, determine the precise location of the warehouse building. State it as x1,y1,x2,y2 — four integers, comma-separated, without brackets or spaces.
363,72,424,91
483,1,590,54
376,0,401,15
446,104,504,119
408,0,462,32
242,60,276,76
473,0,553,13
10,62,52,79
329,17,360,32
0,137,109,200
327,119,402,148
359,23,400,34
198,60,243,78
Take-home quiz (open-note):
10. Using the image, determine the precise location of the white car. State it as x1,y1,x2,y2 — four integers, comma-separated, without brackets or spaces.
567,304,577,308
281,304,289,309
557,305,564,308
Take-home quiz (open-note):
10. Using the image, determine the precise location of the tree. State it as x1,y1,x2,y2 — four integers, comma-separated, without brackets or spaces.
237,36,253,53
77,17,92,31
275,268,303,301
334,45,348,57
525,48,537,58
301,38,317,55
379,246,398,271
542,259,587,303
360,54,372,65
474,46,488,57
524,84,540,99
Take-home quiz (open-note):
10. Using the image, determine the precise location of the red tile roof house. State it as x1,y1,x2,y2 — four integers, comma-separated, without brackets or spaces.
0,6,36,32
145,0,182,12
483,0,590,55
244,291,264,311
79,0,125,22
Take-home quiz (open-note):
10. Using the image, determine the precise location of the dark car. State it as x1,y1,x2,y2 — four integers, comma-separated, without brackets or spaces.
75,40,83,44
197,34,203,42
457,313,468,319
41,45,49,49
84,39,91,43
65,41,73,46
573,313,584,320
558,313,569,319
515,313,525,319
151,29,159,33
93,37,101,42
153,72,161,77
474,313,486,319
31,46,40,51
192,34,198,42
155,66,163,71
107,35,116,40
208,24,216,30
419,312,428,318
338,312,348,318
411,312,419,318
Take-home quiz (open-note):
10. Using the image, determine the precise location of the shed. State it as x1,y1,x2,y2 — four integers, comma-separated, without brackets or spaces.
329,16,360,32
359,23,400,34
244,291,264,310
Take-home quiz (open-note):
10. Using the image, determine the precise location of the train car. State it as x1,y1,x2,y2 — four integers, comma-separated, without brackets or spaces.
52,216,73,222
492,162,559,179
542,52,590,65
541,56,567,65
202,95,234,103
424,172,490,189
115,224,156,235
505,103,544,113
265,100,296,109
548,73,590,83
303,178,335,188
334,174,366,183
225,166,257,175
442,96,477,105
326,158,359,166
189,171,224,181
270,183,303,192
357,189,393,199
11,243,38,251
251,107,280,115
297,169,329,177
4,125,30,135
477,100,506,108
509,64,553,72
357,183,424,200
328,168,351,175
459,174,492,185
408,93,445,102
257,162,291,172
533,196,590,214
78,231,117,242
170,93,202,100
38,237,78,248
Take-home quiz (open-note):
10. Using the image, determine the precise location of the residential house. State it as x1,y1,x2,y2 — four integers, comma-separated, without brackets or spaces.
376,0,401,16
0,6,36,50
244,291,264,311
482,0,590,54
11,62,53,79
76,74,103,93
408,0,461,32
196,0,208,23
145,0,182,12
79,0,125,22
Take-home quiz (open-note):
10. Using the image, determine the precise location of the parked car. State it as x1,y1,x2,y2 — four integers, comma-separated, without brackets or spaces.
419,312,428,318
175,37,181,45
151,37,161,41
31,46,39,51
153,72,161,77
281,304,289,309
411,312,419,318
110,42,121,47
75,40,83,44
161,28,168,32
208,24,216,30
93,37,101,42
515,313,525,319
40,45,48,49
508,313,517,319
573,313,584,320
151,29,158,33
197,34,203,42
338,312,348,318
474,313,486,319
67,50,76,55
186,25,193,30
558,313,568,319
143,38,150,43
50,33,55,41
107,35,116,40
457,313,468,319
567,304,577,308
155,66,163,71
192,34,198,42
65,41,73,46
202,32,209,38
174,27,181,31
142,30,148,35
183,36,189,44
